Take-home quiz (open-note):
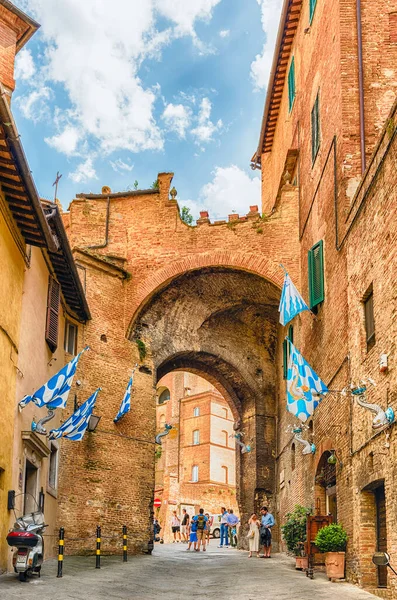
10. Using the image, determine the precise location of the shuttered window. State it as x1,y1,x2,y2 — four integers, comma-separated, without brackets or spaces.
283,325,294,379
45,276,60,352
364,286,375,349
311,92,320,163
308,241,324,309
310,0,318,23
288,56,296,112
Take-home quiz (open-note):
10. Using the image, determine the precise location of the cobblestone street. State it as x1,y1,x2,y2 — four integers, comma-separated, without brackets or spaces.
0,544,378,600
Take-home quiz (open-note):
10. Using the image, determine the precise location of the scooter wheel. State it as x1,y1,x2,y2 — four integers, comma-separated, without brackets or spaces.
18,572,27,582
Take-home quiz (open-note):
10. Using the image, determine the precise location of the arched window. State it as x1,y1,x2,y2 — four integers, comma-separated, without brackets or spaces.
221,466,228,484
192,465,199,482
222,408,228,419
158,388,170,404
193,430,200,445
221,430,228,447
193,407,200,417
291,443,296,471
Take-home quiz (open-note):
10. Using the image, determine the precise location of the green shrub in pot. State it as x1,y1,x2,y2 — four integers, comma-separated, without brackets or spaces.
281,505,311,556
314,524,348,553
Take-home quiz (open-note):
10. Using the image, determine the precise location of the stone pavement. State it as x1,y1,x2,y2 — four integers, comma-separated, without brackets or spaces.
0,544,378,600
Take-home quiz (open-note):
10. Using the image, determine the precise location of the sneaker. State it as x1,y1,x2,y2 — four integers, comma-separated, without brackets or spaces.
217,545,223,548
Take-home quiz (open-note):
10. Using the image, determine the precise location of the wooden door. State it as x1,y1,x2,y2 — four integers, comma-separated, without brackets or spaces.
375,485,387,588
306,515,333,564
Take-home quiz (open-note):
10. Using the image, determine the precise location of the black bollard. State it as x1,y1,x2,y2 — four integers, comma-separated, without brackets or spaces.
57,527,64,578
123,526,128,562
96,526,101,569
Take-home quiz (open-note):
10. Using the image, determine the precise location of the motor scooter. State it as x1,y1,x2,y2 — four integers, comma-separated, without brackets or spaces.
6,494,46,581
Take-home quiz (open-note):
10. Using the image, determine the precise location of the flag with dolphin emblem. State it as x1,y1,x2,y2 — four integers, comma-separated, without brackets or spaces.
114,369,136,423
279,272,310,326
19,347,89,410
287,340,328,422
48,388,100,441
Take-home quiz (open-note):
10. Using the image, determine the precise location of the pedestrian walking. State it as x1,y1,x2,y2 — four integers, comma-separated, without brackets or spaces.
181,508,190,543
186,516,198,552
227,509,239,547
192,508,208,551
218,507,229,548
260,506,275,558
205,513,212,547
247,514,260,558
171,511,181,543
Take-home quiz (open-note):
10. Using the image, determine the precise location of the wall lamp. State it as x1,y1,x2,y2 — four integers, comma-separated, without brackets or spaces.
87,414,101,432
328,450,343,469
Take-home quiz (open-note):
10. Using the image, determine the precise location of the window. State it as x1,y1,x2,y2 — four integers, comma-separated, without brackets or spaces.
158,389,170,404
192,465,199,482
159,414,165,429
64,321,78,355
309,0,318,23
291,443,296,471
48,443,58,489
193,407,200,417
308,240,324,309
222,430,228,446
193,430,200,445
364,286,375,349
222,408,228,419
288,56,296,112
45,276,60,352
221,466,228,484
311,92,320,163
283,325,294,379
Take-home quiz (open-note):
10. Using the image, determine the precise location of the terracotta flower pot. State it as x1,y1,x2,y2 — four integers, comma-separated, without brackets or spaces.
325,551,345,579
295,556,308,570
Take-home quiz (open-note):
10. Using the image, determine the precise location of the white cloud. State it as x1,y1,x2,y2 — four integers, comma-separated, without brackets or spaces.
15,0,223,168
162,103,191,138
68,157,97,184
191,97,222,144
45,126,80,156
250,0,283,90
110,158,134,173
184,165,261,220
17,86,52,122
15,48,35,80
219,29,230,38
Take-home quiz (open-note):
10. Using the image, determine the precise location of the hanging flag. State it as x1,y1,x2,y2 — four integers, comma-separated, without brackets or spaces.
287,341,328,422
279,272,310,326
19,347,89,410
114,369,136,423
48,388,100,441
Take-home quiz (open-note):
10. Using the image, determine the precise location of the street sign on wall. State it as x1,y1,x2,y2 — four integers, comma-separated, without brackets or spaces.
154,498,161,508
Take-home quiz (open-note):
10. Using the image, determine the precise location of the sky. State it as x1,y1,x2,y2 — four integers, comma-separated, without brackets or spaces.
13,0,283,220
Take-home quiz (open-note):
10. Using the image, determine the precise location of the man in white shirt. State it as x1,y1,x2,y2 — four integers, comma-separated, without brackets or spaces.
218,507,229,548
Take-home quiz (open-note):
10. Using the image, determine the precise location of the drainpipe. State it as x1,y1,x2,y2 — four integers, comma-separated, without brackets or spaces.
88,196,110,249
357,0,366,173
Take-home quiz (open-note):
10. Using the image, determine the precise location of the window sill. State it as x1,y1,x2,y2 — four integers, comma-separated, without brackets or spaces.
46,485,58,499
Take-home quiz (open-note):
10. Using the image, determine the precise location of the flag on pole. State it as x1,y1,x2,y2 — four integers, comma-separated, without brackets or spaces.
48,388,100,441
287,341,328,422
19,347,89,410
114,370,135,423
279,272,310,326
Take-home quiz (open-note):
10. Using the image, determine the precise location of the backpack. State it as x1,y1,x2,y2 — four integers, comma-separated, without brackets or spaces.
197,515,206,530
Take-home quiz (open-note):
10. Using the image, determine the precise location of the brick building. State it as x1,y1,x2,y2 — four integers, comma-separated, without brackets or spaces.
155,372,238,540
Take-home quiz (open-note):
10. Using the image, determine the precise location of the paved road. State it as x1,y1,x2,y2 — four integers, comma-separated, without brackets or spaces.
0,544,377,600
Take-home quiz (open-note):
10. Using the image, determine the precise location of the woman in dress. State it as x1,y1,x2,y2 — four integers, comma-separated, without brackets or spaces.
247,513,260,558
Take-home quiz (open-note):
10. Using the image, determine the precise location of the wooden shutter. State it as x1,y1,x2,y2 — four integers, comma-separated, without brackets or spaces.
310,0,318,22
283,326,294,379
45,277,60,352
364,289,375,346
308,241,324,309
311,93,320,163
288,57,295,112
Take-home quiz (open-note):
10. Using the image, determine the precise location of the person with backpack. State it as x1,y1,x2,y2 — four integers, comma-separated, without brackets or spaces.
192,508,208,552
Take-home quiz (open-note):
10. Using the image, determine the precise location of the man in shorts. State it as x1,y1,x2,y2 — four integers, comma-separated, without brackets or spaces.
171,511,181,543
181,508,190,543
260,506,275,558
192,508,208,551
186,516,198,551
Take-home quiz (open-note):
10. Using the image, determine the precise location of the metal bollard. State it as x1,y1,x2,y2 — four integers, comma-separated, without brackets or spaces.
96,526,101,569
123,525,128,562
57,527,64,578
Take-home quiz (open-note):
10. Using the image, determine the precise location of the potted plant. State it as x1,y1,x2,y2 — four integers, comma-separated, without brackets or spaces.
281,505,310,570
314,523,348,579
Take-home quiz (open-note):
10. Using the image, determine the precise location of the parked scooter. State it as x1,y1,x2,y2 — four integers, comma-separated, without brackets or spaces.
6,494,46,581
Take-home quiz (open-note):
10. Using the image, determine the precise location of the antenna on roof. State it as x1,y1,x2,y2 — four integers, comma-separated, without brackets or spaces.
52,171,63,201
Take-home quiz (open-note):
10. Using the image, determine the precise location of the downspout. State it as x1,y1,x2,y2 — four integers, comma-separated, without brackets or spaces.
356,0,366,173
87,195,110,250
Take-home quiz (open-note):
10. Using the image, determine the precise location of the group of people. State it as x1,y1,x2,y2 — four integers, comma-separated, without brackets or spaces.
247,506,275,558
170,507,239,552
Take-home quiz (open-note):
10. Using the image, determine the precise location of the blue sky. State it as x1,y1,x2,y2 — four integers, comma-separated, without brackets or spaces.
13,0,282,220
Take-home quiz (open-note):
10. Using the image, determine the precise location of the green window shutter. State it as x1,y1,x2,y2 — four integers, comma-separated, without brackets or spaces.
308,240,325,308
311,93,320,163
288,325,294,344
310,0,318,23
288,57,295,112
283,326,294,379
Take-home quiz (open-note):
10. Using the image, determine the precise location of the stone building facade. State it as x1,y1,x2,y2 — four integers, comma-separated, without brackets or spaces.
155,372,238,540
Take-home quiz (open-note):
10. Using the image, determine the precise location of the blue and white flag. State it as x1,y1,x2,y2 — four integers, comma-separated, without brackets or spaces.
19,347,89,410
114,371,135,423
279,273,310,326
287,341,328,422
48,388,100,441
